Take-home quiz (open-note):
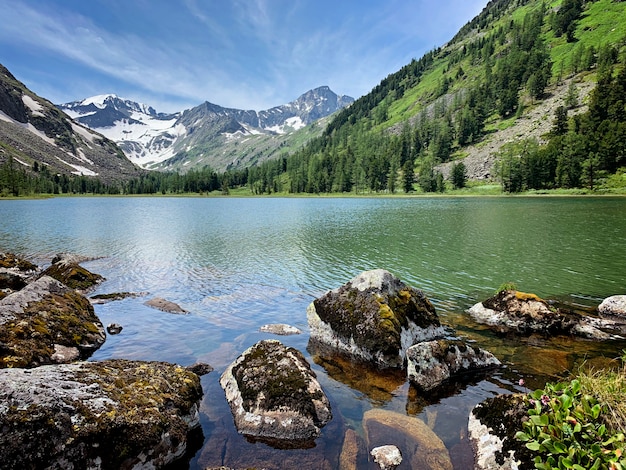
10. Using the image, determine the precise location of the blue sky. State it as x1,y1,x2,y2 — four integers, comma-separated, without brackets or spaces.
0,0,488,113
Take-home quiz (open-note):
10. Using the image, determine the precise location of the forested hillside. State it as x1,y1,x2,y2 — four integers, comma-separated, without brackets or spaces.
237,0,626,194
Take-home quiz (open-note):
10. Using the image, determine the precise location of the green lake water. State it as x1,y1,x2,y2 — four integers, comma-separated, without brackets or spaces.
1,196,625,468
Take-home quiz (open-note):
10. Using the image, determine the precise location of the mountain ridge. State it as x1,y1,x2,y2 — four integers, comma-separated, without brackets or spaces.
58,86,354,172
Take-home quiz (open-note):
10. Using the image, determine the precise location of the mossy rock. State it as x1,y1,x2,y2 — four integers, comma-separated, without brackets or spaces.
307,269,445,368
0,359,203,468
0,275,105,368
220,339,331,444
0,252,38,272
41,260,104,291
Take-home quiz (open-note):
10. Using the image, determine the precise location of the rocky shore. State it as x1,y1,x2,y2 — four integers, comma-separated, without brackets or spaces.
0,253,206,469
2,253,624,469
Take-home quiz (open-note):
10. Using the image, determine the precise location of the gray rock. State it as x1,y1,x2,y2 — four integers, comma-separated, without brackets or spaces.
598,295,626,317
0,359,203,469
220,339,331,443
406,339,501,391
468,290,611,339
307,269,447,368
106,323,123,334
0,275,105,368
370,445,402,470
144,296,188,314
259,323,302,335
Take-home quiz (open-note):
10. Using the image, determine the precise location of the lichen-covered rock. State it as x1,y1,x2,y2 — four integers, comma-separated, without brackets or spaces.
307,269,446,368
363,409,452,470
220,339,331,444
406,339,501,391
467,290,610,339
144,296,188,314
0,275,105,368
0,253,38,299
469,394,530,470
90,291,148,304
0,359,204,469
598,295,626,318
40,253,103,291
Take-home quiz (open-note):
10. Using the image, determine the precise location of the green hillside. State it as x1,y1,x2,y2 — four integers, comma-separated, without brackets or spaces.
239,0,626,195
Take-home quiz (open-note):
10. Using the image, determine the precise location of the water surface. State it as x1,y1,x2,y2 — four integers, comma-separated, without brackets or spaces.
1,196,625,468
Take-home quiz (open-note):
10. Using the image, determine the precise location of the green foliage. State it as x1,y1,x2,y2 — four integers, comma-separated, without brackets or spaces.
497,281,517,293
516,379,626,470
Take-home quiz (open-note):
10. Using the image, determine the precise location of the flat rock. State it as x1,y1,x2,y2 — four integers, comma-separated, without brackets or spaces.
363,408,452,470
0,359,204,469
144,296,188,314
467,290,611,339
307,269,447,368
0,275,105,368
220,339,331,444
260,323,302,335
406,339,501,391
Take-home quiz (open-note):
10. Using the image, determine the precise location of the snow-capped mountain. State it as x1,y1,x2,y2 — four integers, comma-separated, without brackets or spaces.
0,64,140,182
58,87,354,172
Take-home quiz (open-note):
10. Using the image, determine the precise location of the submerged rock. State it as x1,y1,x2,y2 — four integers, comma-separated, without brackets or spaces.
363,408,452,470
40,253,103,291
144,296,188,314
598,295,626,318
90,291,148,304
406,339,501,391
260,323,302,335
0,359,204,469
0,275,105,368
307,269,446,368
220,339,331,444
467,290,611,339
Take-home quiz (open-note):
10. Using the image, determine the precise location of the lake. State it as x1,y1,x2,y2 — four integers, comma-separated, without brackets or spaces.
1,196,625,468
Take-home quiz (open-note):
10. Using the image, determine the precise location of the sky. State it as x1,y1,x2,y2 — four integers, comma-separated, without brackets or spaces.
0,0,488,113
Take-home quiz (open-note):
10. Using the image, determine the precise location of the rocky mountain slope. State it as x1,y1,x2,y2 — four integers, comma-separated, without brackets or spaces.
0,64,140,184
59,86,353,173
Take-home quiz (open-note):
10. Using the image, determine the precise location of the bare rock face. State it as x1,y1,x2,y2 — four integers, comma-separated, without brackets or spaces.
307,269,446,368
0,275,105,368
220,339,331,445
0,359,204,469
406,339,501,391
40,253,104,291
467,290,610,339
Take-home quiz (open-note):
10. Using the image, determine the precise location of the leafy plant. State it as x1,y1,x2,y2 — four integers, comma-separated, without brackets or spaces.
516,379,626,470
497,281,517,293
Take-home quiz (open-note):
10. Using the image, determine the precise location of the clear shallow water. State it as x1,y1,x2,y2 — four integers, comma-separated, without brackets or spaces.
1,196,626,468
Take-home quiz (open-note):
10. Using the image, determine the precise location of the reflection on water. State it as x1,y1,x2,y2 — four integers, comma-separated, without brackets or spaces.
1,196,625,469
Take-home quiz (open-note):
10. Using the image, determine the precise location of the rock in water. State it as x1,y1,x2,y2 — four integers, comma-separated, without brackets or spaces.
220,339,331,444
0,275,105,368
144,296,188,314
598,295,626,318
40,253,104,291
307,269,446,368
406,339,501,391
0,359,204,468
467,289,611,339
371,445,402,470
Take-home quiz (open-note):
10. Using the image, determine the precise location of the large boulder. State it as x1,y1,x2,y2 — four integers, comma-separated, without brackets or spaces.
0,359,203,469
307,269,447,368
0,275,105,368
363,409,452,470
467,290,611,339
406,339,501,391
40,253,103,291
220,339,331,444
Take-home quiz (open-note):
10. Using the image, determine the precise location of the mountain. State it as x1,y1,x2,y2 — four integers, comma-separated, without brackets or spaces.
59,86,354,172
0,64,140,185
242,0,626,194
